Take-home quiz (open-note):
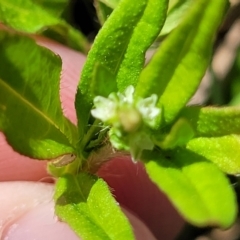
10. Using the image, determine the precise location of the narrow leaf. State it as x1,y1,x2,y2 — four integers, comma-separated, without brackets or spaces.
229,48,240,106
180,106,240,137
0,32,77,159
155,118,195,149
75,0,168,139
94,1,113,25
0,0,89,53
135,0,228,126
143,149,237,228
115,0,168,91
187,135,240,175
160,0,194,36
95,0,192,34
75,0,147,139
54,173,134,240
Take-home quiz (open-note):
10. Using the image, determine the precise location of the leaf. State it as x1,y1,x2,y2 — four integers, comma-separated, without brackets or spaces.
0,0,89,53
180,106,240,137
0,31,77,159
75,0,168,141
155,118,195,149
94,0,115,25
95,0,192,34
32,0,69,17
54,173,134,240
75,0,147,139
97,0,119,9
143,148,237,228
115,0,168,91
91,63,118,97
135,0,228,126
187,135,240,175
160,0,194,36
228,48,240,106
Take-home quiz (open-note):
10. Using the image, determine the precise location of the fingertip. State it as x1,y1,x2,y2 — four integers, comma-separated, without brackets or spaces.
0,133,49,181
122,207,157,240
3,202,79,240
1,181,158,240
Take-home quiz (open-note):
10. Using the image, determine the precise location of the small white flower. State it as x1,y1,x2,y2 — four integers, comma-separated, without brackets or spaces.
92,86,161,129
91,96,117,122
137,94,161,128
116,85,134,104
123,85,134,103
91,85,161,161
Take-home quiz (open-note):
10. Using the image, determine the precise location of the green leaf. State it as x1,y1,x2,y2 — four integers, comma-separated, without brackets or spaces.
0,0,89,53
97,0,119,9
0,0,57,32
115,0,168,91
228,48,240,106
91,63,118,97
160,0,194,36
95,0,192,34
75,0,168,140
180,106,240,137
0,31,77,159
143,148,237,228
32,0,69,17
94,0,115,25
155,118,195,149
135,0,228,126
54,173,134,240
187,135,240,175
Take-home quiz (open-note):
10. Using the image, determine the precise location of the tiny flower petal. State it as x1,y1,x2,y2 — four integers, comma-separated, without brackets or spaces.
91,96,117,122
137,94,161,127
117,85,134,104
124,85,135,103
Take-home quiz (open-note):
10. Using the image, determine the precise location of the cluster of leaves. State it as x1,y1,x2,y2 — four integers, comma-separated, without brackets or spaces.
0,0,239,239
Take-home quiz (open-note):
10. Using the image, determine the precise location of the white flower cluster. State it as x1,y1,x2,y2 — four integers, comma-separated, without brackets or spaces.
91,86,160,129
91,86,161,160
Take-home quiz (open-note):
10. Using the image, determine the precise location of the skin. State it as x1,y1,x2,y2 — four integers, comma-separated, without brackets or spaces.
0,37,184,240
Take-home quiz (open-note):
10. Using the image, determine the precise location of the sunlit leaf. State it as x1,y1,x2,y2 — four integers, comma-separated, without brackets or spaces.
155,118,195,149
160,0,194,36
115,0,168,91
180,106,240,137
55,173,134,240
135,0,228,126
75,0,168,142
187,135,240,175
0,32,77,159
143,148,237,228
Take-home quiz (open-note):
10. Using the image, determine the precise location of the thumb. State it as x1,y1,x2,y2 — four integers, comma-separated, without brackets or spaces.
0,182,156,240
